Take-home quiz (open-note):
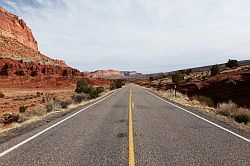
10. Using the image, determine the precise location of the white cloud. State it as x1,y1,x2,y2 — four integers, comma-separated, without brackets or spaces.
1,0,250,73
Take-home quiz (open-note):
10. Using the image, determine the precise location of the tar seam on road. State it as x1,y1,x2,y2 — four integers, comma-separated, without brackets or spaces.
144,88,250,143
129,87,135,166
0,90,118,158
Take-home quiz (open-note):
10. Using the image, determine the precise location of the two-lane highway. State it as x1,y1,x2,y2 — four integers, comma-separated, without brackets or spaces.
0,84,249,166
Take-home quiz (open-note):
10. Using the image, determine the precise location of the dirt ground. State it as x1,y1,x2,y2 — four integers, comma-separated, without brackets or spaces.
0,88,74,114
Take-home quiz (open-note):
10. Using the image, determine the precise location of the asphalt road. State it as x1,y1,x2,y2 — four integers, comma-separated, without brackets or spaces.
0,84,249,166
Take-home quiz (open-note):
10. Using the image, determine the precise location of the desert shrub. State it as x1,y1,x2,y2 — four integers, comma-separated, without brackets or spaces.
46,103,53,112
52,100,63,110
61,100,73,109
88,89,97,99
17,114,29,123
217,102,250,124
96,87,105,94
87,87,104,99
225,59,238,69
72,93,90,103
36,92,43,97
234,109,250,124
19,106,27,113
75,79,91,94
185,69,192,75
110,83,117,90
115,79,123,88
0,112,19,124
110,80,123,90
191,95,214,107
172,71,184,83
210,65,220,76
0,91,5,98
26,105,47,117
217,101,237,116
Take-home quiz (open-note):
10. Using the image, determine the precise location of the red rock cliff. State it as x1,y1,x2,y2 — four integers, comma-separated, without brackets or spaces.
0,6,66,66
0,7,38,51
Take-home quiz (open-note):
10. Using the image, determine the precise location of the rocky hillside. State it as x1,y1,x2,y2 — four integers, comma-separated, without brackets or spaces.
0,6,112,89
0,6,66,66
0,7,37,51
139,65,250,107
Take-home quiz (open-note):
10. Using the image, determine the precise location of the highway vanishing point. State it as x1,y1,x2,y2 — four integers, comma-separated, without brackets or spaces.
0,84,249,166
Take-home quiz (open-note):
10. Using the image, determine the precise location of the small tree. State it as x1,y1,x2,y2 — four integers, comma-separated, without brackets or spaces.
75,79,90,94
19,106,27,113
210,65,220,76
110,80,123,90
116,79,123,88
185,69,192,75
172,71,184,83
225,59,238,69
0,91,5,98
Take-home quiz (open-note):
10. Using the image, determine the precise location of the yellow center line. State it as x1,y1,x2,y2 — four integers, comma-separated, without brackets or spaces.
129,88,135,166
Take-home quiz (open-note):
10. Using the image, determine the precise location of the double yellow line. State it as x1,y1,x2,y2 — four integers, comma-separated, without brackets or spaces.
129,88,135,166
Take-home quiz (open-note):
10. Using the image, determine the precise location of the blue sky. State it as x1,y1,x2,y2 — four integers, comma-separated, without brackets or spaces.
1,0,250,73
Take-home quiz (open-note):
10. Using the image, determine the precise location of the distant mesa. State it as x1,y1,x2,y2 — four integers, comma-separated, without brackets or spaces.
86,70,144,79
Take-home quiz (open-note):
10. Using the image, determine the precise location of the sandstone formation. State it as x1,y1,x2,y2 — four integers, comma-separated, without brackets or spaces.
88,70,125,79
139,66,250,107
0,7,66,66
0,6,112,90
0,7,37,51
87,70,144,79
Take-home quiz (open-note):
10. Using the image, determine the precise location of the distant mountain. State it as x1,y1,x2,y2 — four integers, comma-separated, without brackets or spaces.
86,70,144,79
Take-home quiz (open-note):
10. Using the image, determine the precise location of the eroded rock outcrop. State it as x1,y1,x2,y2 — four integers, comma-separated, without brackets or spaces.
0,7,66,66
0,7,37,51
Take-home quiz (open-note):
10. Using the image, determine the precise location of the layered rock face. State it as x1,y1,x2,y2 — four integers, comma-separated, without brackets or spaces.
140,68,250,107
0,7,38,51
0,7,66,66
0,58,81,77
87,70,143,79
180,73,250,107
0,7,88,89
88,70,125,79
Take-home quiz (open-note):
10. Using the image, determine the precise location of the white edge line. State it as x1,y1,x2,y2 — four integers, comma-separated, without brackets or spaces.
0,90,117,158
145,89,250,143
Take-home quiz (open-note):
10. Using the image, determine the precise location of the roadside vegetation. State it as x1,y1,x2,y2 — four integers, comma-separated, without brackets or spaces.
0,79,109,131
153,89,250,126
225,59,238,69
110,79,124,90
210,64,220,76
0,91,5,98
144,59,250,128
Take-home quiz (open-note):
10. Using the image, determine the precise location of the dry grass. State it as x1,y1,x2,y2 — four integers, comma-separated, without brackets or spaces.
159,90,215,113
25,104,47,117
217,101,237,116
0,89,115,134
217,101,250,124
149,87,250,128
